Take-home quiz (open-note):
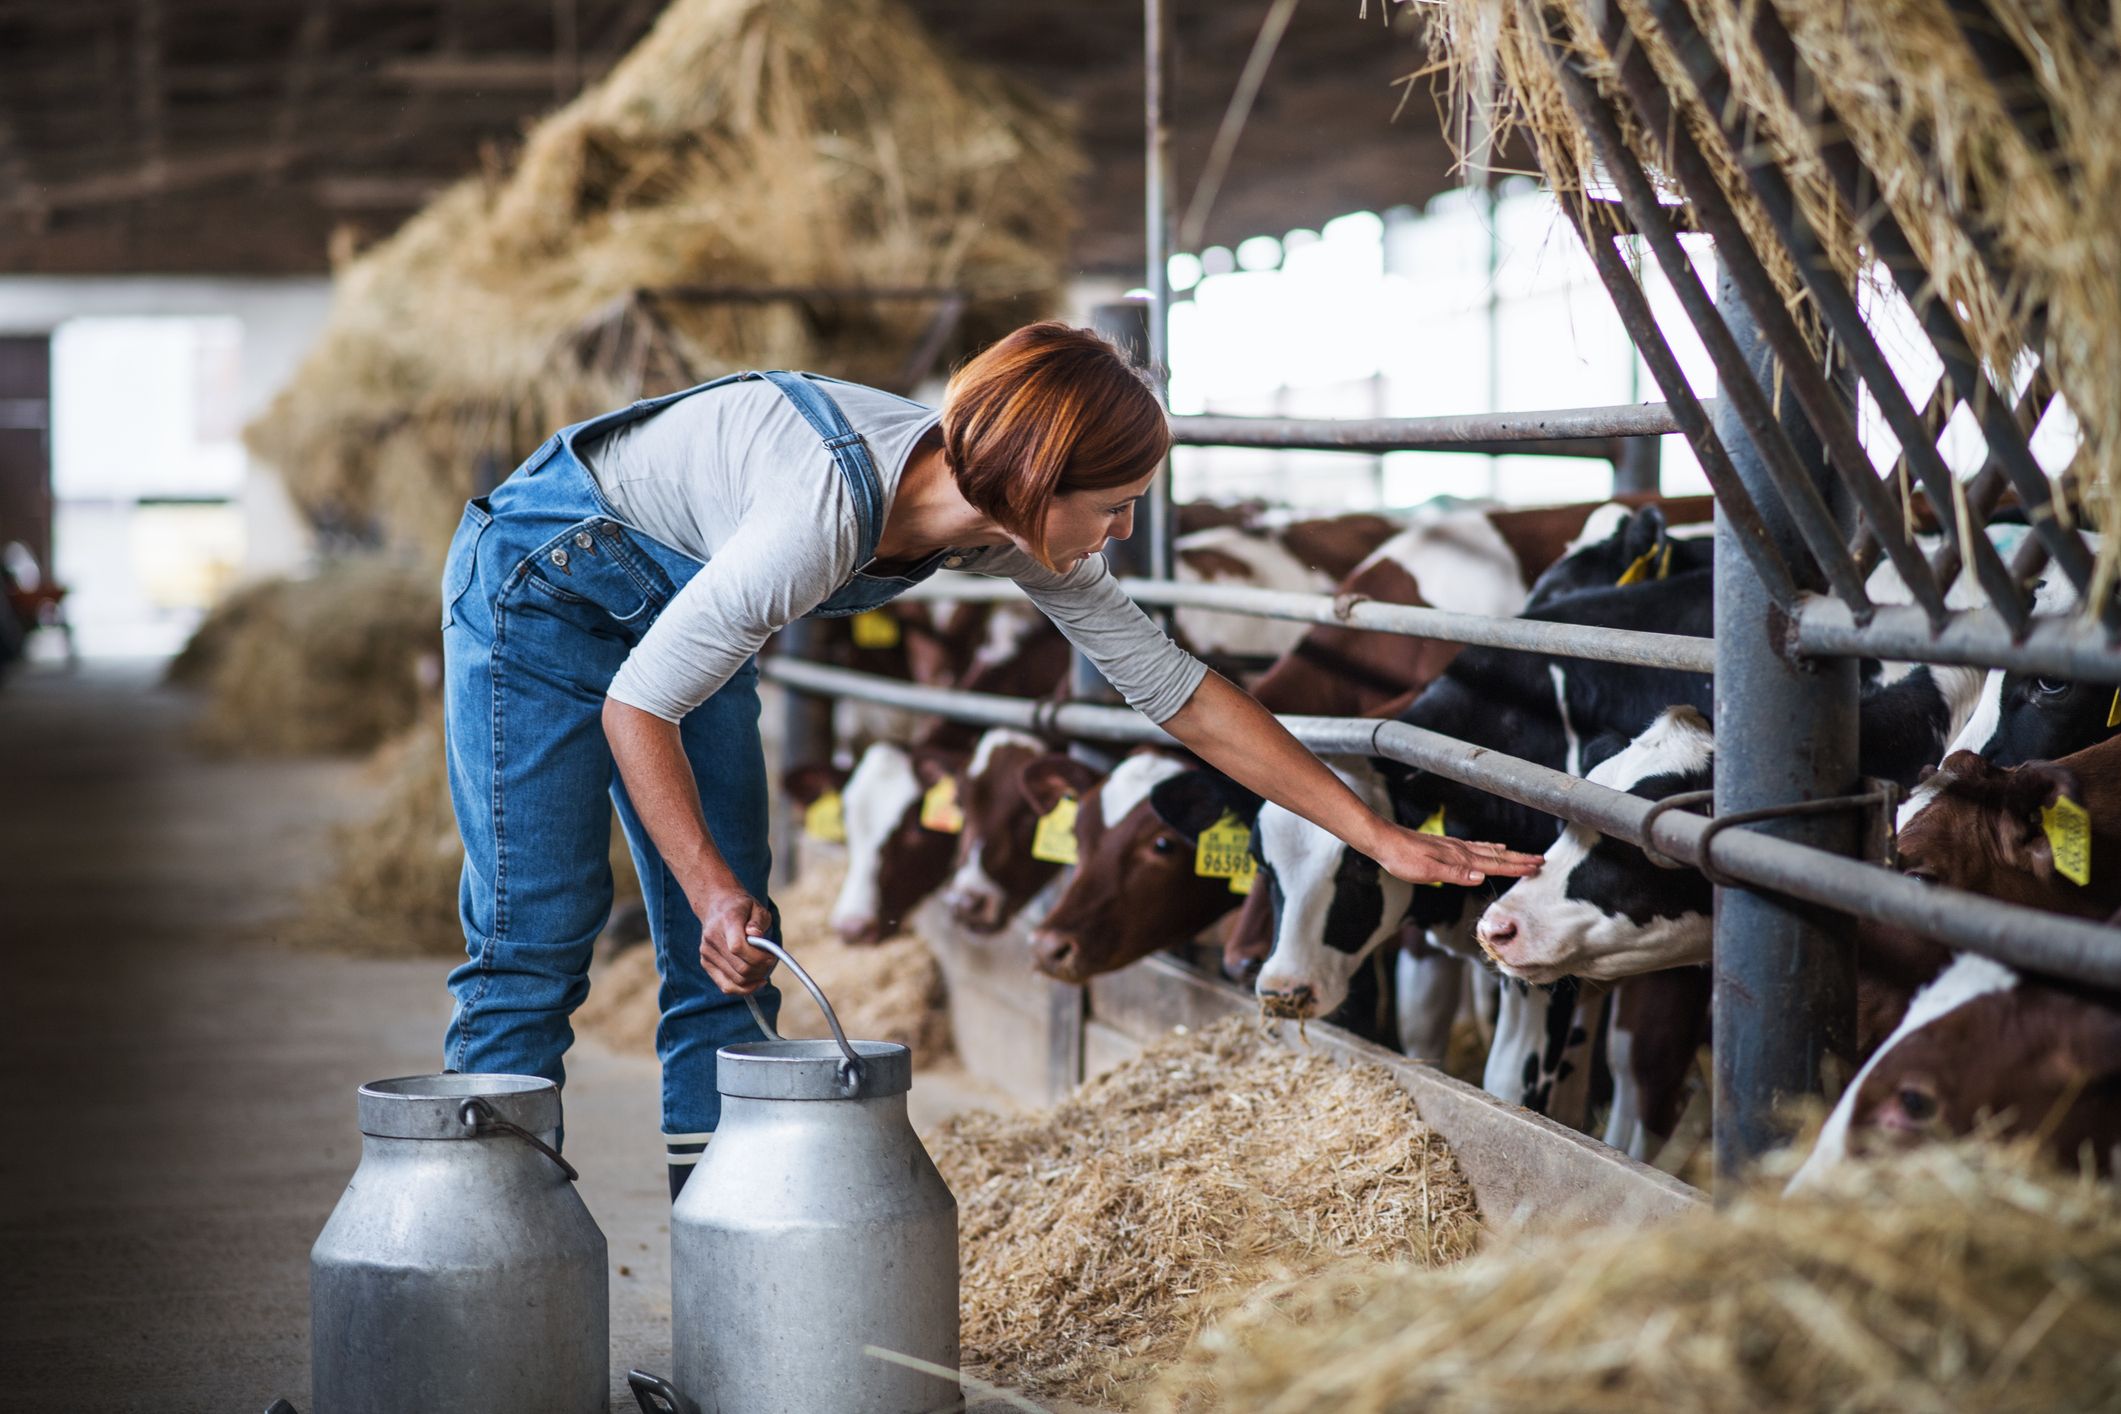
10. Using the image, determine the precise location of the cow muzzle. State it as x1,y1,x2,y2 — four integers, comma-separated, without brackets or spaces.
832,914,884,947
1029,928,1088,983
1256,982,1318,1019
944,882,1006,934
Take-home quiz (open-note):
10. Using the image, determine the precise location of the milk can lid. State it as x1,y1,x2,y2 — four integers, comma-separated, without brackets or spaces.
716,1039,913,1101
357,1072,561,1139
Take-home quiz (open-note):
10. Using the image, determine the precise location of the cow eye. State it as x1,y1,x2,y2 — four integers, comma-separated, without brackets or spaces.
2033,677,2072,697
1151,834,1181,855
1896,1085,1939,1122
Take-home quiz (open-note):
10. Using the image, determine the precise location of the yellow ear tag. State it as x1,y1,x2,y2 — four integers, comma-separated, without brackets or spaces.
1657,540,1674,579
1031,796,1080,865
1417,803,1447,887
1195,811,1253,880
2041,794,2092,887
920,775,964,834
803,791,846,844
850,609,900,650
1228,853,1258,895
2107,687,2120,729
1615,548,1660,586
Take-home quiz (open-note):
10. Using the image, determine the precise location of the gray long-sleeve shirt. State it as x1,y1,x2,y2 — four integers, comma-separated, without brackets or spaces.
579,378,1207,725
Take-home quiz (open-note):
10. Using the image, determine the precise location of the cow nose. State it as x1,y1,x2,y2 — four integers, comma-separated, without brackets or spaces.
1478,913,1518,958
834,915,882,947
1030,929,1081,979
1260,983,1317,1017
946,887,1003,933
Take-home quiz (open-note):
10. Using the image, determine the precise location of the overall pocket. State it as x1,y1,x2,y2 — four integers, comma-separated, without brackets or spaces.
440,497,494,629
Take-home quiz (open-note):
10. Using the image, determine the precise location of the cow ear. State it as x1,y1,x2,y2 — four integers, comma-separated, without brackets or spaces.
1019,753,1100,815
909,745,966,789
1621,504,1669,561
1149,769,1260,841
1997,763,2083,878
783,763,849,806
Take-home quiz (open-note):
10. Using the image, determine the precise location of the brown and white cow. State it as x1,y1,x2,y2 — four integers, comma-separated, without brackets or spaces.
784,743,966,945
1790,954,2121,1184
940,727,1072,933
1892,740,2121,921
1022,749,1243,983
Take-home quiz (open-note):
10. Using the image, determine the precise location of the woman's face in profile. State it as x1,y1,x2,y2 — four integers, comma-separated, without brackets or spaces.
1032,472,1158,567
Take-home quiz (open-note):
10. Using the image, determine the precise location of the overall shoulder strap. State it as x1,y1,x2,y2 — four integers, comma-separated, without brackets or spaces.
757,370,884,567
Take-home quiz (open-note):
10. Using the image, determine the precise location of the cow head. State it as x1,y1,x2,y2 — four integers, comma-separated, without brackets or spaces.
1523,504,1703,609
1792,954,2121,1186
941,727,1060,933
1027,753,1240,982
1476,707,1717,983
1895,750,2084,901
1239,758,1414,1021
822,740,966,945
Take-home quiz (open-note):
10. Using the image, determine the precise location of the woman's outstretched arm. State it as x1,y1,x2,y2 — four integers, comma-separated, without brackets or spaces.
1157,670,1543,887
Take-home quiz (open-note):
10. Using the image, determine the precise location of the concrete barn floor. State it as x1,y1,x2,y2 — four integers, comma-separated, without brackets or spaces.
0,662,1013,1414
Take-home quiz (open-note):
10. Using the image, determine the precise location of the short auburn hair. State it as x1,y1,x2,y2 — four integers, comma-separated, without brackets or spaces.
941,321,1171,568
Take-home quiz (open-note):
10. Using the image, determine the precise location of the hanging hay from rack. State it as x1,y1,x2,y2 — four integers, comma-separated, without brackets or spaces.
927,1018,1482,1408
575,853,953,1067
1420,0,2121,595
1147,1140,2121,1413
174,557,438,757
246,0,1078,562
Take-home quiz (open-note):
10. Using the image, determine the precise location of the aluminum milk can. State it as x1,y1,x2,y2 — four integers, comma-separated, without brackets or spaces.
310,1073,609,1414
656,939,960,1414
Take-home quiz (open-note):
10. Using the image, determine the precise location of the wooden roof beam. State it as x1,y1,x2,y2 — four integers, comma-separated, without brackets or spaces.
379,52,613,90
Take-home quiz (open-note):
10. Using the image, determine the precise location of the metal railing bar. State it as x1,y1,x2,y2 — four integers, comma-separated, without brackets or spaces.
1170,401,1690,456
1521,0,1878,621
1681,0,2107,624
896,572,1718,672
1791,600,2120,682
1597,3,1963,630
761,659,2121,987
1567,223,1803,609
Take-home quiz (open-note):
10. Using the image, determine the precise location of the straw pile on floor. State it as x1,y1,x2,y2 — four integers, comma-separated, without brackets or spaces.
1147,1141,2121,1413
246,0,1076,560
575,852,952,1065
928,1019,1482,1408
1421,0,2121,594
170,557,437,756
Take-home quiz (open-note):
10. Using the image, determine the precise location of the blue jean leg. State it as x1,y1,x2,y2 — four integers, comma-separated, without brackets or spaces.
442,486,779,1141
610,663,782,1140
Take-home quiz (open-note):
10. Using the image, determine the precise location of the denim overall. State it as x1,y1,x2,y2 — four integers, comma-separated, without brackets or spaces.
437,370,949,1180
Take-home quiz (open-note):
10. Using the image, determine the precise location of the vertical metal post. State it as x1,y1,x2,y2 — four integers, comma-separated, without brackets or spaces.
1612,437,1661,494
1142,0,1176,584
1711,272,1859,1181
772,618,836,886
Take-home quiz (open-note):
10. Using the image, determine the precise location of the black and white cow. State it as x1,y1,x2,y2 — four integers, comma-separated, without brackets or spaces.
1182,568,1720,1121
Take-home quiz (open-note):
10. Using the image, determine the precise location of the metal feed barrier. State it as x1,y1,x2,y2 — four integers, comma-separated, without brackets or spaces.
770,0,2120,1184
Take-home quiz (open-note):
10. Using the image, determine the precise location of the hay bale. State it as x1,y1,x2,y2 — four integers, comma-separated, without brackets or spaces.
178,557,438,756
1149,1141,2121,1413
1422,0,2120,590
574,853,954,1065
247,0,1078,560
928,1019,1483,1407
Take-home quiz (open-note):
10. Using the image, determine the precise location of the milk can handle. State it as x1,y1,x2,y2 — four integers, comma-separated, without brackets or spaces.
740,933,865,1095
458,1096,580,1182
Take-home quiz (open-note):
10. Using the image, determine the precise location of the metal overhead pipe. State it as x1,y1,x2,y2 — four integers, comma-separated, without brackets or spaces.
760,658,2121,989
1516,0,1877,622
1603,2,2018,636
1792,600,2121,682
1171,400,1694,456
1651,0,2108,629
